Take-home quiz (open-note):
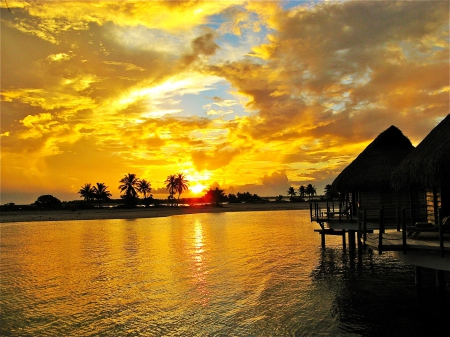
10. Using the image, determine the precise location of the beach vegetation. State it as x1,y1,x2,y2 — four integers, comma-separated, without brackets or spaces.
35,195,62,209
287,186,297,199
323,184,338,200
165,174,177,206
93,183,112,206
203,187,226,205
306,184,317,200
137,179,152,207
298,186,306,200
175,173,189,202
276,195,284,202
119,173,140,207
78,183,96,201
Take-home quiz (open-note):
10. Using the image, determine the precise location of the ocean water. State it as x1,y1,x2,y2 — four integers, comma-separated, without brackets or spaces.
1,210,449,336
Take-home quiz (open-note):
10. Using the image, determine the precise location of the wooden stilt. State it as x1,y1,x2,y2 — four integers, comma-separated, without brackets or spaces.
348,230,356,252
436,270,446,289
321,232,325,249
415,266,422,287
342,230,346,251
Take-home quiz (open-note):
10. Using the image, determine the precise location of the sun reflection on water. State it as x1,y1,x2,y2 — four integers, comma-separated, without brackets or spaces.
191,218,209,306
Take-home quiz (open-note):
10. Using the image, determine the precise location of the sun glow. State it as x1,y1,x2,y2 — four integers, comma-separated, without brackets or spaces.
190,184,207,194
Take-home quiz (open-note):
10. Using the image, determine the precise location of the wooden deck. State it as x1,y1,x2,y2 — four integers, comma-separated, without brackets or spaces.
365,231,450,271
365,231,450,251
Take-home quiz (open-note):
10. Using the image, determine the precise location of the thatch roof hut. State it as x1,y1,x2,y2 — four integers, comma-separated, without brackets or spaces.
333,125,414,193
391,114,450,190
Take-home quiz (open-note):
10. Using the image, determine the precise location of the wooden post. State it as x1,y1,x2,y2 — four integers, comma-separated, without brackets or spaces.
378,208,384,254
438,208,444,257
321,231,325,249
436,269,445,289
363,208,367,247
348,230,356,252
310,203,313,222
357,212,362,257
415,266,422,287
342,230,346,251
409,186,415,226
402,208,407,254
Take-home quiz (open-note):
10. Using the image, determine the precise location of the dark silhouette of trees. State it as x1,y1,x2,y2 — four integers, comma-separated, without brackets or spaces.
287,186,297,199
119,173,140,206
165,174,177,206
93,183,112,206
324,184,337,200
235,192,263,203
137,179,152,206
298,185,306,200
204,187,226,205
78,183,95,201
175,173,189,202
306,184,317,200
35,195,62,209
227,193,238,203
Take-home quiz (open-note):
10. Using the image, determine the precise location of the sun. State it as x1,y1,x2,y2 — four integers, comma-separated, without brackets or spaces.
190,183,206,194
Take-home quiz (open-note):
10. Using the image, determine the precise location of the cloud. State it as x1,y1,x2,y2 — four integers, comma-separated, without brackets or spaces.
1,1,449,204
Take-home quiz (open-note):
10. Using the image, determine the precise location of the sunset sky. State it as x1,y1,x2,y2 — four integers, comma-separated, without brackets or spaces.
1,0,449,204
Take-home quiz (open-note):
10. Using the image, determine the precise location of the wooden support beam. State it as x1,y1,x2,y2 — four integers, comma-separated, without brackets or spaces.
436,269,446,289
415,266,422,288
342,230,346,251
348,230,356,252
378,208,384,255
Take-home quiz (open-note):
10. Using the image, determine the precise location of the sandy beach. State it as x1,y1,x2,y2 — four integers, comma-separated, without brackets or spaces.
0,202,321,223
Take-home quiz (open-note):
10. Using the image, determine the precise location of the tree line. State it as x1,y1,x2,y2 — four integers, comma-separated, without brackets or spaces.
286,184,317,201
285,184,337,201
78,173,189,207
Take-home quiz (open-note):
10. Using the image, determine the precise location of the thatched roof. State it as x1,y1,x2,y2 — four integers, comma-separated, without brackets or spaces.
333,125,414,192
391,114,450,190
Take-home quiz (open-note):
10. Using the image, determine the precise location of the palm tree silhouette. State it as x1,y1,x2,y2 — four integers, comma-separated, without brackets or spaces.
298,185,306,200
165,174,177,206
93,182,112,206
119,173,140,206
287,186,296,199
306,184,317,200
137,179,152,206
175,173,189,203
78,183,95,201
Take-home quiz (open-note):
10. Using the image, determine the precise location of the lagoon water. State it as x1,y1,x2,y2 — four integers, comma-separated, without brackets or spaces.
1,210,449,336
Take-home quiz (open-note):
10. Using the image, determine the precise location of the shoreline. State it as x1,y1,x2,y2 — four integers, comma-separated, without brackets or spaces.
0,202,323,223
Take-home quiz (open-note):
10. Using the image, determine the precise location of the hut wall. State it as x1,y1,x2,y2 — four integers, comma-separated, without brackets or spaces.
426,188,441,224
441,187,450,218
358,190,410,223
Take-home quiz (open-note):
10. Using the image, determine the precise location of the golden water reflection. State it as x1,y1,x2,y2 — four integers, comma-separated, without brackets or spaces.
1,211,349,336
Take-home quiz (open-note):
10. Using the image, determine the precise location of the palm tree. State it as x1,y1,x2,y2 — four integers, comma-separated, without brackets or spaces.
78,183,95,201
287,186,296,199
174,173,189,202
165,174,177,206
137,179,152,206
93,182,112,206
204,187,226,205
298,185,306,200
306,183,317,200
119,173,140,206
324,184,333,200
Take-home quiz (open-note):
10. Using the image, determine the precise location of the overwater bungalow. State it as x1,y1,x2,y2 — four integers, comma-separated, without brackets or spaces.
311,125,417,250
364,115,450,281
